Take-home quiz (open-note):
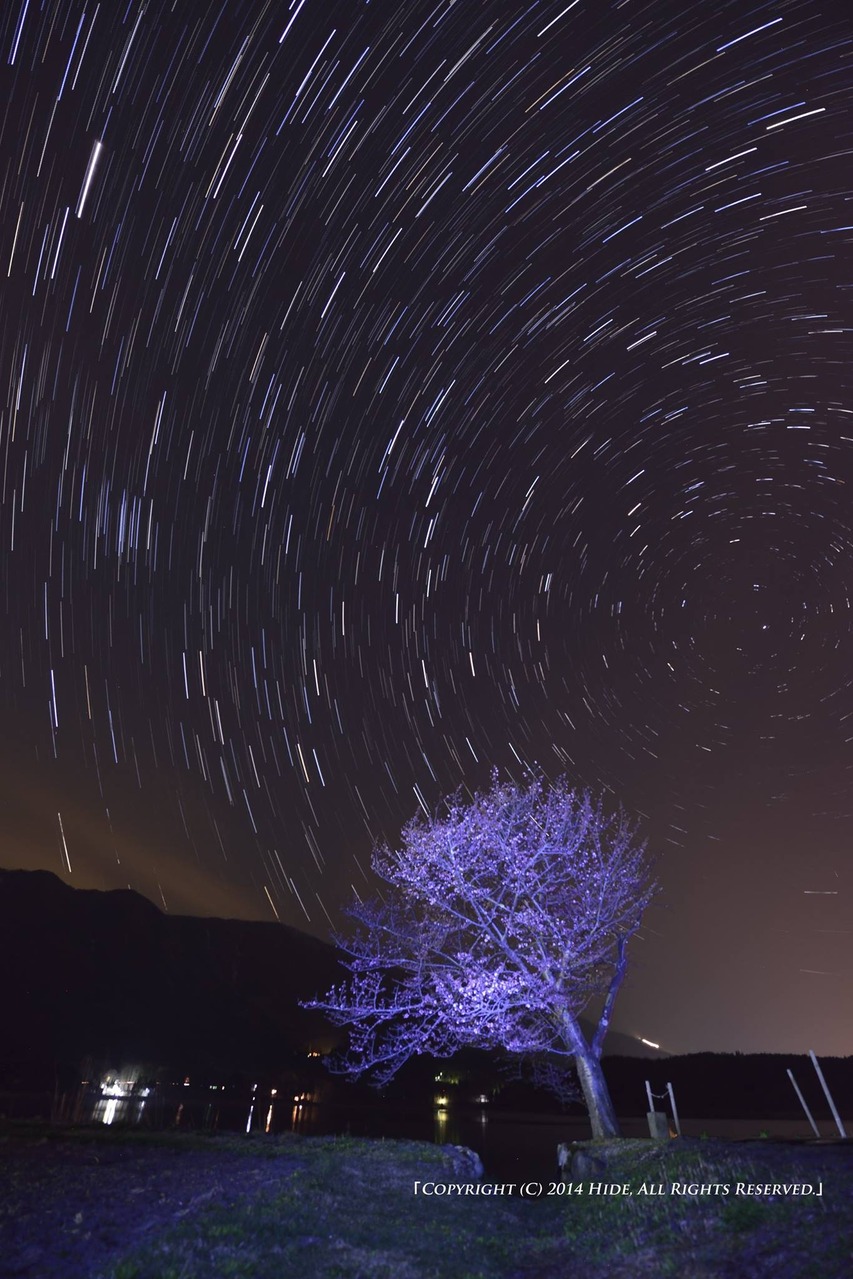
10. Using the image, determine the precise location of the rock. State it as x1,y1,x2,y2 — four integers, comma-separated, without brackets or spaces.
567,1137,649,1181
571,1146,608,1179
442,1144,484,1180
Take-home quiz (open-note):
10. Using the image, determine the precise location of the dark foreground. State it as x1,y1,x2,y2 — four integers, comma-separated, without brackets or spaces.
1,1124,851,1278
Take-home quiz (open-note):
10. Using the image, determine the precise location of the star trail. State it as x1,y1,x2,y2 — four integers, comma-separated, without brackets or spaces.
1,0,852,1055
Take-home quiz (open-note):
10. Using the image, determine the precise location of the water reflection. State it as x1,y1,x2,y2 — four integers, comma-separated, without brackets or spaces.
92,1070,152,1126
92,1095,150,1126
25,1064,845,1185
433,1097,449,1144
265,1087,277,1134
245,1083,257,1134
290,1091,316,1134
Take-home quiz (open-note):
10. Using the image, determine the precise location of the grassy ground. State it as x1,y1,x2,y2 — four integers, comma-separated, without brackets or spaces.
528,1137,851,1278
97,1133,550,1279
2,1125,851,1278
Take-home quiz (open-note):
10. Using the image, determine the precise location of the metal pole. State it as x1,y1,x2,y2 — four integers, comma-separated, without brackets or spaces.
666,1082,681,1137
809,1051,848,1138
645,1080,654,1114
787,1069,820,1138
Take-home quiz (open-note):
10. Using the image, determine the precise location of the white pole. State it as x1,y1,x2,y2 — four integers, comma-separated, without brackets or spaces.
787,1069,820,1138
666,1082,681,1137
645,1079,654,1114
809,1051,848,1138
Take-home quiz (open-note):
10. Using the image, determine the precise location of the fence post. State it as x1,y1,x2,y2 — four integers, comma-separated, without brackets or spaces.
787,1069,820,1138
645,1080,670,1139
809,1051,848,1138
666,1082,681,1136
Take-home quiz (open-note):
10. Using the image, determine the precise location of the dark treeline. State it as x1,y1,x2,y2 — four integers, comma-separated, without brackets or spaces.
601,1052,851,1121
380,1047,852,1123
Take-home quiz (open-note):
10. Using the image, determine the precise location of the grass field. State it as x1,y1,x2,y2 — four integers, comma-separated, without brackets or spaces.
1,1124,850,1277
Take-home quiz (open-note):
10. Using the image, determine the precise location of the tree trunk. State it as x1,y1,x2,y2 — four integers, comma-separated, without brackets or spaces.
573,1043,621,1139
558,1011,622,1139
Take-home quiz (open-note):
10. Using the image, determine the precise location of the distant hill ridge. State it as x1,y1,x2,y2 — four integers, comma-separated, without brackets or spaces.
0,867,345,1086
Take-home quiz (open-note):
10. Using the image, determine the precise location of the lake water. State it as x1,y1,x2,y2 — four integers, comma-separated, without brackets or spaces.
4,1085,843,1183
286,1103,843,1181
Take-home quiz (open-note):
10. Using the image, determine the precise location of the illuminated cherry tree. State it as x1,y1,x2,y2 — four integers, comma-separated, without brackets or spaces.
307,773,656,1139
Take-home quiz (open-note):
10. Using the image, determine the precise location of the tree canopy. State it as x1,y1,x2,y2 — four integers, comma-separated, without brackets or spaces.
307,772,656,1137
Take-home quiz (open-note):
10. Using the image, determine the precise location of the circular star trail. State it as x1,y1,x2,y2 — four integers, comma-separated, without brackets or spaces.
1,0,852,1053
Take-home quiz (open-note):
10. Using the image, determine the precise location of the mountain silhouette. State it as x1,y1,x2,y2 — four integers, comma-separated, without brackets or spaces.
1,868,345,1086
0,868,664,1092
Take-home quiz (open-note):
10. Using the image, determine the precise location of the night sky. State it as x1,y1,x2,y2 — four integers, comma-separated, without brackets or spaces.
1,0,852,1057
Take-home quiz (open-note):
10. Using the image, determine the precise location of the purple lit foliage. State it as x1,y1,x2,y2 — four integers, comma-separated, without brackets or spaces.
308,773,656,1138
